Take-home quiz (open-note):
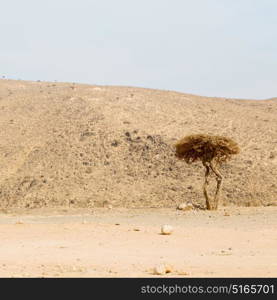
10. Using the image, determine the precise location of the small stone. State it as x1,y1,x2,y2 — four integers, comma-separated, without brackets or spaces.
165,264,173,273
177,271,189,276
177,203,194,211
161,225,173,235
153,265,167,275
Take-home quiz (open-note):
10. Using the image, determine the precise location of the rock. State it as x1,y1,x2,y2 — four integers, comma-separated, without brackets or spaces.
102,201,112,209
15,220,24,224
177,203,194,211
161,225,173,235
165,264,173,273
153,265,167,275
177,271,189,276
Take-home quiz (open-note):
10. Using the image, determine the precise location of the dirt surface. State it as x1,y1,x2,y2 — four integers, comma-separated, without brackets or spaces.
0,79,276,209
0,207,276,277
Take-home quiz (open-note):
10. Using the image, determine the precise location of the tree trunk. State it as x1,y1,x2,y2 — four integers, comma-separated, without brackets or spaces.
203,162,212,210
210,161,223,210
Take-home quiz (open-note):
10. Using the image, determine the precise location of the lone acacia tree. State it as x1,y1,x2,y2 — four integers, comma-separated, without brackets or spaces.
175,134,240,210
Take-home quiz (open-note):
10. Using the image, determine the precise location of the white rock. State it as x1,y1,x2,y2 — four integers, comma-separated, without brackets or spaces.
177,203,194,211
153,265,167,275
15,220,24,224
161,225,173,235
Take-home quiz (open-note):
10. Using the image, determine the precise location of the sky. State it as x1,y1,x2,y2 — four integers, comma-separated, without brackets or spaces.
1,0,277,99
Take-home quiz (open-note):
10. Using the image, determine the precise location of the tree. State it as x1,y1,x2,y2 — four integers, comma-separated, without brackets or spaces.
175,134,240,210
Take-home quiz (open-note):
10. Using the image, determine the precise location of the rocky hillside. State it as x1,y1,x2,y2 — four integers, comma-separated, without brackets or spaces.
0,80,276,208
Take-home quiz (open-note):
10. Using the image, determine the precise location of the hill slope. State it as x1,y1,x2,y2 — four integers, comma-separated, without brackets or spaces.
0,80,276,208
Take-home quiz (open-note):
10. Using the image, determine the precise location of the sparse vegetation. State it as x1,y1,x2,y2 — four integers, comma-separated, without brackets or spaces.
0,80,275,208
175,134,240,210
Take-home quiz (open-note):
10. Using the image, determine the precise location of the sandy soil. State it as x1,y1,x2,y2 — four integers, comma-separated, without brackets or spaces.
0,207,276,277
0,80,276,277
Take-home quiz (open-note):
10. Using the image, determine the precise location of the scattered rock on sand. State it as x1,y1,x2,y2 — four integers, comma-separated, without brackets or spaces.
153,264,173,275
177,203,194,211
161,225,173,235
177,270,189,276
165,264,173,273
15,220,24,224
153,264,167,275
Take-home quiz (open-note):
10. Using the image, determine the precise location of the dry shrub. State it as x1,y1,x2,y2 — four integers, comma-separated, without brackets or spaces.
175,134,240,210
175,134,240,165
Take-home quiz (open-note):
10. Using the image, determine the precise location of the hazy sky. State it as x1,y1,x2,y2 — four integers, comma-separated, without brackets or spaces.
1,0,277,99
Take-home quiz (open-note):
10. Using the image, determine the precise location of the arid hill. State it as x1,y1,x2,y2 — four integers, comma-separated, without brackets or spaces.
0,79,276,208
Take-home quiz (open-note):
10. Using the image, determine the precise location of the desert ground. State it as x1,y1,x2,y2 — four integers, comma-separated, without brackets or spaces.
0,206,276,277
0,79,276,277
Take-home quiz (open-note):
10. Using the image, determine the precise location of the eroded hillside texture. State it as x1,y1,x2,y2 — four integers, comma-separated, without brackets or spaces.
0,80,276,208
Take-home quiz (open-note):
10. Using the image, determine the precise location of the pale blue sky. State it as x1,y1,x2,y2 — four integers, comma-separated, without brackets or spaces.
1,0,276,99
